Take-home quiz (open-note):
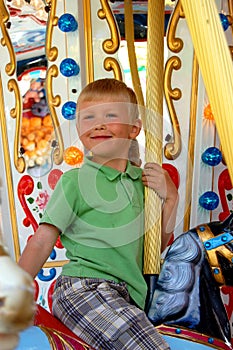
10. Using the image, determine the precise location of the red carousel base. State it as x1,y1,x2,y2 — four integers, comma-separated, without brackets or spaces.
34,305,232,350
34,304,93,349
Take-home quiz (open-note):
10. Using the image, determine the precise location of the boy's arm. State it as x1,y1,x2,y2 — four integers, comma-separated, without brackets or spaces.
18,223,59,279
160,188,179,251
142,162,179,252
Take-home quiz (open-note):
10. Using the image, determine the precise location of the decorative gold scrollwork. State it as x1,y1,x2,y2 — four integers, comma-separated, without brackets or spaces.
46,65,63,165
8,79,25,173
166,0,185,53
0,0,24,172
98,0,120,54
45,0,58,62
164,56,182,160
0,73,20,257
0,0,16,76
104,57,122,80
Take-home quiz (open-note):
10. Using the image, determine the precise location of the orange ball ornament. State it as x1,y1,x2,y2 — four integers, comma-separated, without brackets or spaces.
204,104,214,121
63,146,84,166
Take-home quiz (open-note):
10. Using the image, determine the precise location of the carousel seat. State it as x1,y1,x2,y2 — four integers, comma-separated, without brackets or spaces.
15,304,94,350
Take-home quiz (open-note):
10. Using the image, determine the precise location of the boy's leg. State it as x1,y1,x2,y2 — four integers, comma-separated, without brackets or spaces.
52,276,170,350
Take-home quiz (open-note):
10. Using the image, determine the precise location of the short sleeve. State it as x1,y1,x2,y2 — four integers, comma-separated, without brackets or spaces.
40,170,80,232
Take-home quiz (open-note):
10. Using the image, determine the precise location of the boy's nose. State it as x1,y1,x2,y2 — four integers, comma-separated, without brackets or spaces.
94,123,106,130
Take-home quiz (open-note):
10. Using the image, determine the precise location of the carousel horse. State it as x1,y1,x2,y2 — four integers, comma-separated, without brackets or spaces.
146,212,233,347
0,242,35,350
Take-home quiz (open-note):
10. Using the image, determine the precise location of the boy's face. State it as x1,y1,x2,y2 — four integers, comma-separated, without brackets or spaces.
77,100,141,161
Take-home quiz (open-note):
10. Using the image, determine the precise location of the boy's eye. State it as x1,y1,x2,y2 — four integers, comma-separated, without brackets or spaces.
83,114,94,120
106,113,117,119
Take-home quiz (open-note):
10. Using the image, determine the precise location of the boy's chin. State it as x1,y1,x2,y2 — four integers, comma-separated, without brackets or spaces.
90,142,130,160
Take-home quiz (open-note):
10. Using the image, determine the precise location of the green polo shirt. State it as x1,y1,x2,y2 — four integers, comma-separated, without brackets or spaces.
41,157,147,309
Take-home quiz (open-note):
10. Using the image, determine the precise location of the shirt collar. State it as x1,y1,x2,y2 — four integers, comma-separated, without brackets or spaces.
84,157,142,181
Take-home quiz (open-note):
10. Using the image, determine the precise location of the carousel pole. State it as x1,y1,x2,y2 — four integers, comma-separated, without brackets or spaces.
181,0,233,184
124,0,145,120
144,0,164,283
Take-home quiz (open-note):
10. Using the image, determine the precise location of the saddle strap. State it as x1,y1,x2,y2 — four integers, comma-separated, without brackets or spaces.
197,224,233,285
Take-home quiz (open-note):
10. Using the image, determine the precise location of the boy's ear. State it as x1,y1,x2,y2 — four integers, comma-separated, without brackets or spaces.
129,119,142,139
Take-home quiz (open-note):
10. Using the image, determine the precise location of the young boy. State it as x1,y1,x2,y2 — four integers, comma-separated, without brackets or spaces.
19,78,178,350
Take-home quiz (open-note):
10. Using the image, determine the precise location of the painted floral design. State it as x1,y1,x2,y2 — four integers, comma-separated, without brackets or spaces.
36,190,49,210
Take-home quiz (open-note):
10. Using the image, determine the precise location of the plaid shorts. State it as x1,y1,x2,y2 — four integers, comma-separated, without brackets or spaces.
52,276,170,350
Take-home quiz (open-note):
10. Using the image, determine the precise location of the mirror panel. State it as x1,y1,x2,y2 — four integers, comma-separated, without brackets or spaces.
18,67,54,177
8,1,55,177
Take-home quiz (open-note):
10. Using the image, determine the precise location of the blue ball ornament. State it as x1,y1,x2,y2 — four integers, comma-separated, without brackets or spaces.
60,58,80,77
58,13,78,32
219,13,230,31
62,101,77,120
199,191,219,211
201,147,222,166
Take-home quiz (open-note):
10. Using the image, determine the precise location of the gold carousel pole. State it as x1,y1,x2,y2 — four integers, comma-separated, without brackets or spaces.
124,0,145,120
181,0,233,184
144,1,164,275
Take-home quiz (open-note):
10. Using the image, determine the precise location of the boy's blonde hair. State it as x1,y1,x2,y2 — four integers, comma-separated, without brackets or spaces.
77,78,139,120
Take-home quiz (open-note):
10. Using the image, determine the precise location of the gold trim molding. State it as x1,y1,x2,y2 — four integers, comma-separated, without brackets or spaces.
98,0,120,54
164,56,182,160
167,0,184,53
83,0,94,83
39,326,90,350
183,53,199,231
228,0,233,36
83,0,122,81
0,0,16,76
46,65,63,165
45,0,58,62
0,1,25,173
8,79,26,173
164,0,184,160
0,73,20,259
104,57,122,80
44,260,67,268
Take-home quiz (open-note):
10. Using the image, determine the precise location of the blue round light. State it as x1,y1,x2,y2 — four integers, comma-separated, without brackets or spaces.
219,13,230,31
62,101,77,120
199,191,219,211
60,58,80,77
58,13,78,32
201,147,222,166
